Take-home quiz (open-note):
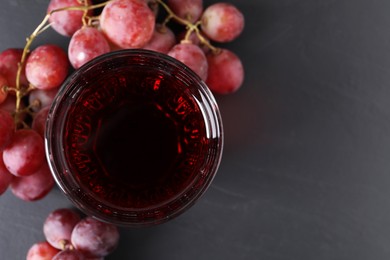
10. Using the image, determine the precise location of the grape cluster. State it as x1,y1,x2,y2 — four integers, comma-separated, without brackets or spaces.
49,0,245,93
26,208,120,260
0,47,61,201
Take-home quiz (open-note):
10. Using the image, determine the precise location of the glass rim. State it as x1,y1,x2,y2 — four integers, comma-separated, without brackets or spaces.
45,49,223,227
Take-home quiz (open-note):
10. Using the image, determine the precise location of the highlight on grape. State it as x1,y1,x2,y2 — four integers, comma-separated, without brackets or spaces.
0,0,245,258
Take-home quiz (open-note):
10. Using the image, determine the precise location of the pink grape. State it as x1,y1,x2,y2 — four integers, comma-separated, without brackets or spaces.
71,217,120,257
0,48,29,87
0,73,8,104
143,24,176,54
206,48,244,94
52,250,85,260
47,0,90,37
0,109,14,149
3,129,45,176
100,0,155,48
0,151,13,195
10,162,55,201
25,45,69,90
201,3,244,43
29,88,58,112
32,106,50,138
168,42,208,81
167,0,203,23
68,26,111,69
27,241,60,260
44,208,81,250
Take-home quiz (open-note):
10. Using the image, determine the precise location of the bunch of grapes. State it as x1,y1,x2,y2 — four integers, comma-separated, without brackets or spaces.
26,208,120,259
59,0,245,93
0,45,67,201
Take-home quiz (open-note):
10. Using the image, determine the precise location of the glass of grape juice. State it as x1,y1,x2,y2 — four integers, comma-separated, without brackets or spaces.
45,49,223,227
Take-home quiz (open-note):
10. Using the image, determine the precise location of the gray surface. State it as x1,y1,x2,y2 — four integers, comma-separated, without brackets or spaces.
1,0,390,259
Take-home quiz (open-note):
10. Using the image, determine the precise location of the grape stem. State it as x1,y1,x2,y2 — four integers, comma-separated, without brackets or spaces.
28,99,41,113
154,0,220,53
13,0,113,129
81,0,90,27
58,239,74,251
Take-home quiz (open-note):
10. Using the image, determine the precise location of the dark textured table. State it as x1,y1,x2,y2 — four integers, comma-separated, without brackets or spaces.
2,0,390,259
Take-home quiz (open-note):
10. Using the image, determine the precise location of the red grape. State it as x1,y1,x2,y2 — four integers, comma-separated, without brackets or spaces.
71,217,120,258
44,208,81,250
0,73,8,104
68,26,110,69
52,250,85,260
32,106,50,138
143,24,176,54
27,241,60,260
47,0,90,37
0,48,29,87
0,109,14,149
10,162,55,201
3,129,45,176
168,42,208,81
0,151,13,195
201,3,244,43
100,0,155,48
167,0,203,23
206,48,244,94
29,88,58,112
25,45,69,90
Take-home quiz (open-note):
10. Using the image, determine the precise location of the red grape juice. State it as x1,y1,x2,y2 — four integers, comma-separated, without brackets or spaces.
64,71,208,209
46,50,223,226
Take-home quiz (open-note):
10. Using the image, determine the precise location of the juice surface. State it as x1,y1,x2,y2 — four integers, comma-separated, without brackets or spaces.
64,72,207,209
